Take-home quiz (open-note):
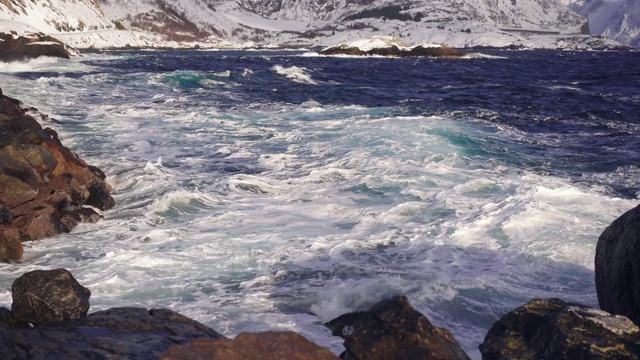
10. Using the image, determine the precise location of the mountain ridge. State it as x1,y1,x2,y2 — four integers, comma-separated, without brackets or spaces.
0,0,636,49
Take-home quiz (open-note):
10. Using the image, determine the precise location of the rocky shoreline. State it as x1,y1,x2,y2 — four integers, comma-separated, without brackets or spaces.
0,32,72,62
0,88,639,359
0,88,114,261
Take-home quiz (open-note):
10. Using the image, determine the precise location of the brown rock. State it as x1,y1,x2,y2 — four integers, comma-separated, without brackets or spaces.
0,225,23,261
0,169,39,208
161,331,339,360
0,143,57,179
0,32,71,62
58,207,102,232
0,88,114,247
327,296,470,360
12,269,90,325
48,174,88,206
13,206,61,241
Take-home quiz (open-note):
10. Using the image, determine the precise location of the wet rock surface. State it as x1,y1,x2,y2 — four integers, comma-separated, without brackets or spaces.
326,295,470,360
595,204,640,325
0,32,71,62
0,89,114,260
12,269,90,325
479,298,640,360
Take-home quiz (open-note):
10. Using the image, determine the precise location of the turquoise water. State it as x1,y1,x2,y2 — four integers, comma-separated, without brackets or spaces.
0,50,638,358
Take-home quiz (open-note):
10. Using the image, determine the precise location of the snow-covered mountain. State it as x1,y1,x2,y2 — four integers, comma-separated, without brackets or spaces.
0,0,634,49
563,0,640,48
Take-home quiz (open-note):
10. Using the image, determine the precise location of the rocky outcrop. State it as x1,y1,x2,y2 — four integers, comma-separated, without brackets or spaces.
11,268,90,325
0,269,224,359
595,204,640,325
479,298,640,360
326,295,470,360
0,89,114,261
161,332,340,360
0,32,71,62
321,44,467,58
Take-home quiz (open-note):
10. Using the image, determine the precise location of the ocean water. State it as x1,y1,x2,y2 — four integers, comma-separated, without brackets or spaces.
0,49,638,358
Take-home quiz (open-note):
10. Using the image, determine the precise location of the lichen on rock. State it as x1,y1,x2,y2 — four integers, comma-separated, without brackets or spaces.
479,298,640,360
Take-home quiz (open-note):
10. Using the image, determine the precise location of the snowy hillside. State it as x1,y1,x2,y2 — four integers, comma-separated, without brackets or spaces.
563,0,640,47
0,0,634,49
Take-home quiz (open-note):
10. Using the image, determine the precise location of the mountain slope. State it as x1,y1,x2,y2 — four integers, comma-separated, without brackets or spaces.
0,0,633,49
564,0,640,47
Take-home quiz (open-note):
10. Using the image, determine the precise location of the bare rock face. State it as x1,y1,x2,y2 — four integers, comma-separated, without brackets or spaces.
479,298,640,360
0,32,71,62
595,204,640,325
326,296,470,360
0,89,114,260
11,269,90,325
161,331,339,360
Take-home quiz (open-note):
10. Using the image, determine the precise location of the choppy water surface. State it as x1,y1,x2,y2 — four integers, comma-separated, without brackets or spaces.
0,49,638,358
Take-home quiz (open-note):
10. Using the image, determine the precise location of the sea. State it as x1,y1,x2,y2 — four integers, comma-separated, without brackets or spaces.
0,49,638,358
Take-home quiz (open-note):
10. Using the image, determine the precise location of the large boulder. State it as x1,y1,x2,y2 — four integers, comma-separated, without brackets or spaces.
479,298,640,360
0,89,114,260
11,269,90,325
595,204,640,324
0,32,71,62
326,296,470,360
161,331,339,360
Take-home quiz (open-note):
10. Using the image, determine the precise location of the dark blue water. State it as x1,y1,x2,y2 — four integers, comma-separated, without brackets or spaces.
68,49,639,198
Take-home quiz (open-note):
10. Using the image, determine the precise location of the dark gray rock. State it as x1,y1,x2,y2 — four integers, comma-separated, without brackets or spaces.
86,182,115,211
479,298,640,360
326,295,470,360
320,44,466,58
12,269,90,325
0,203,10,224
0,268,225,359
0,307,225,360
595,204,640,325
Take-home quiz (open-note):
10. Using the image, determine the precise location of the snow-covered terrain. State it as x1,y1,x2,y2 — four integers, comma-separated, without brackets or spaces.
0,0,628,50
563,0,640,48
0,0,635,52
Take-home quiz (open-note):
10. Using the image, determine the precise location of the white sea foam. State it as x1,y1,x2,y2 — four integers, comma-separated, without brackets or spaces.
272,65,317,84
0,51,636,360
467,53,509,59
0,56,91,73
